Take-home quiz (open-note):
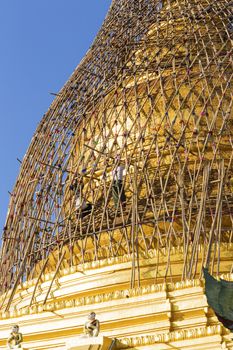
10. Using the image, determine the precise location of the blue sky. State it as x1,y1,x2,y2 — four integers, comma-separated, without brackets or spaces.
0,0,112,231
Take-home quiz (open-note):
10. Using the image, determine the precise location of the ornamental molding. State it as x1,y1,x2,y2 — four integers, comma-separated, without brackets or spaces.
119,325,222,347
1,243,231,297
0,278,203,320
0,243,232,319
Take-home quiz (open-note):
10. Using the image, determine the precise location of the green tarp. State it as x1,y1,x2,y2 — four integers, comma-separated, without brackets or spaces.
203,268,233,330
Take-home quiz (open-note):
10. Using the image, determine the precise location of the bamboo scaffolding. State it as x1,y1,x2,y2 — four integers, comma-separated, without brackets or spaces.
0,0,232,309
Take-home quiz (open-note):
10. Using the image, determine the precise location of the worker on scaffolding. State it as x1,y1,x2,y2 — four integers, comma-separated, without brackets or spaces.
72,176,92,218
112,162,126,210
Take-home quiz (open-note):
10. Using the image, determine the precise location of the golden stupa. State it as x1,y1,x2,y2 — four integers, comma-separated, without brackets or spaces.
0,0,232,349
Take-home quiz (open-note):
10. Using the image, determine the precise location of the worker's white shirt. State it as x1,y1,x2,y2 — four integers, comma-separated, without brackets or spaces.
75,197,87,210
113,165,125,181
156,1,163,11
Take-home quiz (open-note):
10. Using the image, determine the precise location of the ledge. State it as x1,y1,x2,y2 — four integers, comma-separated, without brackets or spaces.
66,336,114,350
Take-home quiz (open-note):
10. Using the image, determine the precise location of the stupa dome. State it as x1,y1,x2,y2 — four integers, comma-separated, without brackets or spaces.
1,0,232,307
